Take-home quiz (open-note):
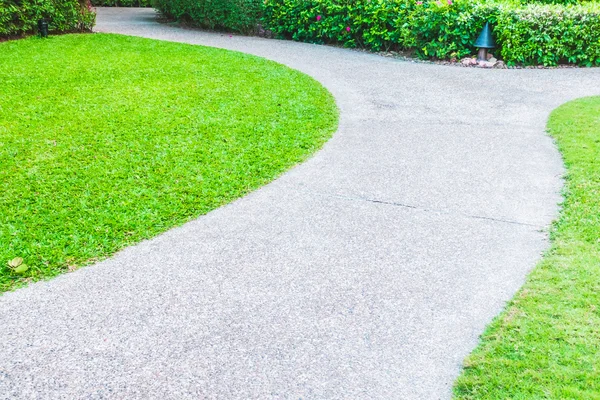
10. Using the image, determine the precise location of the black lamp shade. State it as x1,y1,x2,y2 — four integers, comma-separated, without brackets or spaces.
474,22,495,49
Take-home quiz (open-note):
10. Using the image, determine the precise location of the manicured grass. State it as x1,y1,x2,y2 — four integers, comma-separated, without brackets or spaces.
0,33,338,292
454,97,600,399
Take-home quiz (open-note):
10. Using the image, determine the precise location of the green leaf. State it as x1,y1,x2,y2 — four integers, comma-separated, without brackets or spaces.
13,264,29,274
8,257,23,268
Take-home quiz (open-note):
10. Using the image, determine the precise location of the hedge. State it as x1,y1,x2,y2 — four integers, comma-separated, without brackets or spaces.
0,0,95,38
91,0,152,7
153,0,263,33
497,4,600,65
521,0,593,4
262,0,600,66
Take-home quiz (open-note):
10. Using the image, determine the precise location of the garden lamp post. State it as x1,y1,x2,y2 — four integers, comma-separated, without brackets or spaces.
38,19,48,38
474,22,495,61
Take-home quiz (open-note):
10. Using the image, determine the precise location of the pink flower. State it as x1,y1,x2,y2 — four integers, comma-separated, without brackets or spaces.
416,1,423,4
316,15,321,21
447,0,452,4
436,1,442,5
346,26,351,32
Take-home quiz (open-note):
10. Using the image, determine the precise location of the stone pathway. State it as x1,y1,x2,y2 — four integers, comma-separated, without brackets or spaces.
1,7,599,399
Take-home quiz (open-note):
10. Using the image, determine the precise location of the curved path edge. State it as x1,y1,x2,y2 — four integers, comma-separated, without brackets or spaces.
1,7,599,399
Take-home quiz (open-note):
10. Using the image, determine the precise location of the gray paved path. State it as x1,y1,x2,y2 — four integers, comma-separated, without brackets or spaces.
1,7,599,399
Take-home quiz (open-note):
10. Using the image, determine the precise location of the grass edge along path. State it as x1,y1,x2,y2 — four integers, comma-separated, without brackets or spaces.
0,33,338,293
454,96,600,399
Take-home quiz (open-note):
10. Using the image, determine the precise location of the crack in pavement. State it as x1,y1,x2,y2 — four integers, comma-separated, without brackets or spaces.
294,187,546,229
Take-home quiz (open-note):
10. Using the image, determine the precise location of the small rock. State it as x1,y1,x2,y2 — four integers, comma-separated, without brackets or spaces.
489,57,497,64
461,58,472,66
493,61,507,69
478,60,494,68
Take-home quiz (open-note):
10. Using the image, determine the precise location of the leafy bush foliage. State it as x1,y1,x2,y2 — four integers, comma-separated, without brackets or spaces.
0,0,95,38
153,0,263,33
263,0,600,66
519,0,591,5
497,4,600,66
91,0,152,6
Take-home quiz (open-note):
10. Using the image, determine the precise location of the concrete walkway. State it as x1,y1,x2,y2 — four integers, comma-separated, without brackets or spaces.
2,8,599,399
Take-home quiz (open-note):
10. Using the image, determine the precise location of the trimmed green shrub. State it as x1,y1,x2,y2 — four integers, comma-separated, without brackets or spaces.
409,0,497,59
263,0,600,66
497,4,600,66
520,0,591,5
91,0,152,6
153,0,263,33
263,0,495,57
0,0,95,38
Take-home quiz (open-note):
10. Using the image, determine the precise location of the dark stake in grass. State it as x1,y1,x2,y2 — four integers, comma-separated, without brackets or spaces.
0,34,338,292
454,97,600,399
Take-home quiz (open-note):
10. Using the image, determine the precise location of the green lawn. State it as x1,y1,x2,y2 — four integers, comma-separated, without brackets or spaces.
0,33,338,292
454,97,600,399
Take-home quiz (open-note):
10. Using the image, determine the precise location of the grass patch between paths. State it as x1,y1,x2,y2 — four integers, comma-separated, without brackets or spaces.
0,33,338,292
454,97,600,399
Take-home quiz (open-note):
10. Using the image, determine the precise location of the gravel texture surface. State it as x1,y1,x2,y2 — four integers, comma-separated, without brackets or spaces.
1,7,599,399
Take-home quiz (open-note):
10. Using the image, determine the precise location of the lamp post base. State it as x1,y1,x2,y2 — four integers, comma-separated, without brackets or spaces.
477,48,488,62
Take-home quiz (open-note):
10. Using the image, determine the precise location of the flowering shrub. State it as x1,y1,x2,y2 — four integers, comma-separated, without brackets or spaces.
153,0,263,33
0,0,95,38
263,0,600,66
146,0,600,66
262,0,496,56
